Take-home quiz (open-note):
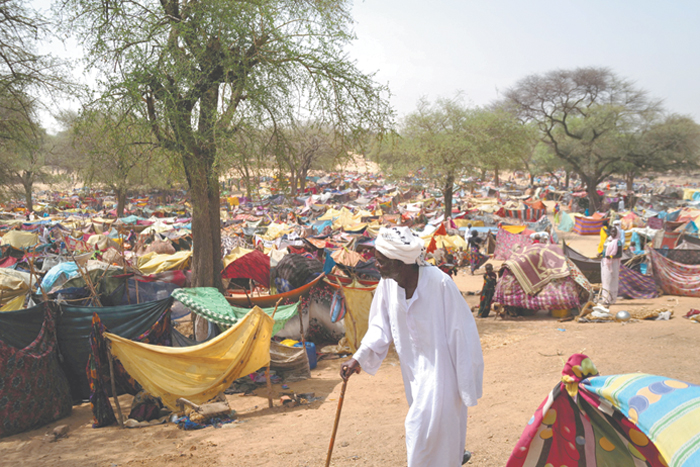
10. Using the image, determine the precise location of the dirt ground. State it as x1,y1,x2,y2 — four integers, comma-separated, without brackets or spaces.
3,227,700,467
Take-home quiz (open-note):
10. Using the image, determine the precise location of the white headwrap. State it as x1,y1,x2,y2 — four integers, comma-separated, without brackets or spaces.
375,226,427,265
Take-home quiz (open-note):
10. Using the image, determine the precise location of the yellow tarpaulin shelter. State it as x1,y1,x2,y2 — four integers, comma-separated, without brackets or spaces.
260,222,292,241
106,307,273,411
0,269,33,309
342,282,377,353
454,219,485,228
1,230,39,249
137,250,192,274
502,225,527,234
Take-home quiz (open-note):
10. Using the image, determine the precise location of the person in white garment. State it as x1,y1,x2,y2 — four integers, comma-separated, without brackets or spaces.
601,222,623,305
340,226,484,467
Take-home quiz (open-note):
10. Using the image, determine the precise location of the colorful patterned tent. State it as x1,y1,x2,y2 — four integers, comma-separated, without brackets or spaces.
0,304,72,437
573,216,605,235
507,354,700,467
493,228,534,261
647,248,700,297
619,264,659,299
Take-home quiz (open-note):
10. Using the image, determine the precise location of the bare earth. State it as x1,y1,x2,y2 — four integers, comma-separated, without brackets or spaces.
3,232,700,467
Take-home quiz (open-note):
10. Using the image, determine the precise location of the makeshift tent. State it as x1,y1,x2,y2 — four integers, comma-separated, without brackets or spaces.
647,248,700,297
136,250,192,274
172,287,298,335
106,306,273,410
619,264,659,299
0,303,72,437
339,282,377,353
0,268,33,309
503,244,569,295
557,210,575,232
57,297,174,399
221,249,271,288
563,241,602,283
655,248,700,265
1,230,39,249
493,228,534,261
507,353,700,467
494,269,582,312
572,216,605,235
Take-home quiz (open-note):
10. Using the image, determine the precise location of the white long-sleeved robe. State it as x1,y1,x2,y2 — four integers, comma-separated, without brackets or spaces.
353,266,484,467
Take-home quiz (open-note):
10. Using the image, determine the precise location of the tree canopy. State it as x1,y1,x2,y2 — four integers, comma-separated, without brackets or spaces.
60,0,391,287
503,67,700,208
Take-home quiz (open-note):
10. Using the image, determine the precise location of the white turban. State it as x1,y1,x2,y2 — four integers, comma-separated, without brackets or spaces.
375,226,426,265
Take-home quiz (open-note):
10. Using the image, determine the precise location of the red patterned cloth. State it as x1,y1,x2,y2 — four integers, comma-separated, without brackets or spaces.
493,228,534,261
494,269,581,311
0,305,72,437
647,248,700,297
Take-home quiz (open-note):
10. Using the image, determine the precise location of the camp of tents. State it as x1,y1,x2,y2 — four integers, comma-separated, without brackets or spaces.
2,171,700,445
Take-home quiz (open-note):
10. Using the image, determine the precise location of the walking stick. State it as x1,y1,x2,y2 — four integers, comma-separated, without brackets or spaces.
324,378,348,467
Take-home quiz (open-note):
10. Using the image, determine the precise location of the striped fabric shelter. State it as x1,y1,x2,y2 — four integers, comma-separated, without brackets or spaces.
573,216,605,235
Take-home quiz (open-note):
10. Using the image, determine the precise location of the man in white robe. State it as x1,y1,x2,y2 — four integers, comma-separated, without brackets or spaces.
341,226,484,467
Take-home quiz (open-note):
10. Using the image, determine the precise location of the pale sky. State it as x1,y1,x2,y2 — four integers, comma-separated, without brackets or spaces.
347,0,700,120
37,0,700,130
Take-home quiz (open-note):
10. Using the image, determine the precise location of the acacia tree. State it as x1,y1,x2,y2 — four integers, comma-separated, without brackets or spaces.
60,0,390,288
616,115,700,190
472,108,532,187
69,107,178,217
504,67,659,210
274,121,346,196
1,0,68,142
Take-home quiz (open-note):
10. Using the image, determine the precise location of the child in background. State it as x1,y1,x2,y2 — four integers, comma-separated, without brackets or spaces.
477,263,498,318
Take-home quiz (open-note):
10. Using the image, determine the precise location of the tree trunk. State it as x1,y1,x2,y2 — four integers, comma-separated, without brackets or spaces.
480,168,486,181
23,179,33,214
185,155,223,291
299,167,308,194
529,172,535,185
626,173,634,191
116,188,127,218
443,173,454,220
494,165,500,187
584,178,601,212
565,170,570,189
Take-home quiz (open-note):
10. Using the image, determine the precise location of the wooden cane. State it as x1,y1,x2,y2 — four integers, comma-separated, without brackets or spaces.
324,379,348,467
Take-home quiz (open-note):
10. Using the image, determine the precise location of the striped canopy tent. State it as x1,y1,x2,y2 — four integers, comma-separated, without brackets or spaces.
507,353,700,467
573,216,605,235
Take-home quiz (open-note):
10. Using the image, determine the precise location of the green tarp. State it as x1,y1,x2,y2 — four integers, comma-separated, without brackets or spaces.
172,287,298,336
58,297,173,399
0,297,174,400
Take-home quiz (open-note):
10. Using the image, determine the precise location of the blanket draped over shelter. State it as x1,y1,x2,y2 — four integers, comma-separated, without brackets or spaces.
0,304,72,437
647,247,700,297
504,244,569,295
507,354,700,467
493,227,534,261
171,287,298,335
105,307,273,410
619,264,659,299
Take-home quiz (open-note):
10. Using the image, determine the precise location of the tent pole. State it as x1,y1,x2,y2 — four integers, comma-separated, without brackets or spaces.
265,298,284,409
297,300,309,371
107,341,125,428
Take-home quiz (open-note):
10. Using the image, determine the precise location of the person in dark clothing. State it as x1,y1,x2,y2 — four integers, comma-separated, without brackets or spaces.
477,264,497,318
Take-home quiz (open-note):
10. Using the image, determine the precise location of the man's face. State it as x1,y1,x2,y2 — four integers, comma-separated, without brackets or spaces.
375,250,402,281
